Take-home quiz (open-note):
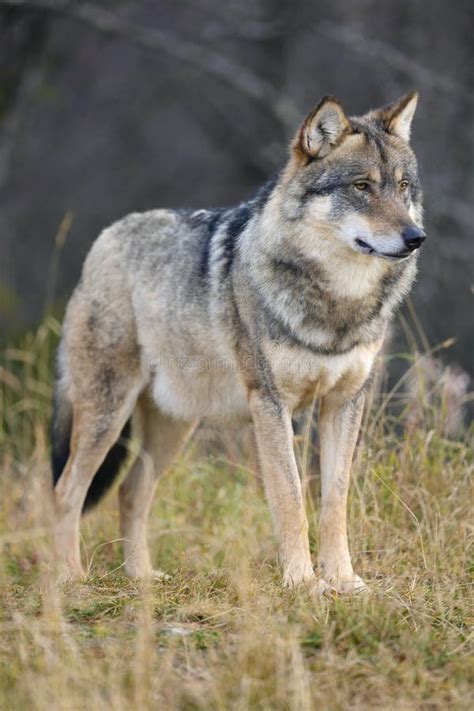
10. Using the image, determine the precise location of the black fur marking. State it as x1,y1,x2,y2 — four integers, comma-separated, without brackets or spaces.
203,175,278,281
227,203,251,240
207,209,226,233
82,419,132,512
219,204,251,277
262,298,360,357
51,388,72,488
198,229,213,280
197,209,226,279
301,175,344,201
252,343,284,414
252,173,279,211
51,394,132,513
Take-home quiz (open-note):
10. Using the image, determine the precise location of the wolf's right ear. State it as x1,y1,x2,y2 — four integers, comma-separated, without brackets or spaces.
294,97,350,161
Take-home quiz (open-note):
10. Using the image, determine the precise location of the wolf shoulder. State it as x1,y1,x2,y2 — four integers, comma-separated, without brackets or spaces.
86,209,187,270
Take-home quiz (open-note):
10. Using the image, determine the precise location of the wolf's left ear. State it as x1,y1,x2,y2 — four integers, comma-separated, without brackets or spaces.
379,91,419,142
294,96,350,160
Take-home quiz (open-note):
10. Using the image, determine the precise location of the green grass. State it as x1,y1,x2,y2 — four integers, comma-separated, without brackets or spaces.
0,319,472,710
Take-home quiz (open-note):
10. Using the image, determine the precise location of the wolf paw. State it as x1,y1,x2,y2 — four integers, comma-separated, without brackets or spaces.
308,578,330,595
283,572,329,596
124,565,171,581
55,562,86,585
327,575,369,595
150,569,171,582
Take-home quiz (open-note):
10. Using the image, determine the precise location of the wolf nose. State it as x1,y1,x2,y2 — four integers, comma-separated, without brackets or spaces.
402,226,426,251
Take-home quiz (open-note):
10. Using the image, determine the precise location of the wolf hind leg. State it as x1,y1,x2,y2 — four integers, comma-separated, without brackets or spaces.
119,393,197,579
53,377,143,582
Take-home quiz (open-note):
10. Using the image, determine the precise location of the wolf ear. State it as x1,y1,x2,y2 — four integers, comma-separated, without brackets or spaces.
294,96,350,160
379,91,418,142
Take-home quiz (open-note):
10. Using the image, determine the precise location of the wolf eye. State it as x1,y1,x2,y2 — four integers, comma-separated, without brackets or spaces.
354,181,370,191
399,179,410,192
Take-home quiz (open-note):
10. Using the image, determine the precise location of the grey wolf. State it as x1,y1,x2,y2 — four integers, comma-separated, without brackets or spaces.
51,92,425,592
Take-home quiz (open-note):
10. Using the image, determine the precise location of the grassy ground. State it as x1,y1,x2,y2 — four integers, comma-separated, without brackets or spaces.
0,319,472,710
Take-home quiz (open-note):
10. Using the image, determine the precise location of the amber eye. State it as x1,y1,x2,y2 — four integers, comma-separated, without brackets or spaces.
399,179,409,192
354,181,370,191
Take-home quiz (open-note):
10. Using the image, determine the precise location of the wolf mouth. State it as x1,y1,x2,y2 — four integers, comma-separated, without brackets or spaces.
355,238,411,261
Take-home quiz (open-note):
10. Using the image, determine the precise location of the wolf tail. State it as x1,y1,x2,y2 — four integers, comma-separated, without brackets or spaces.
51,380,132,513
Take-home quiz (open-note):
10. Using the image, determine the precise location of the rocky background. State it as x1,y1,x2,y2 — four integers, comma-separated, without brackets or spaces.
1,0,473,378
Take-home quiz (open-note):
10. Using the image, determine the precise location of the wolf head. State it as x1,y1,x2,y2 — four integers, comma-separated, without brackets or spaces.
281,93,424,261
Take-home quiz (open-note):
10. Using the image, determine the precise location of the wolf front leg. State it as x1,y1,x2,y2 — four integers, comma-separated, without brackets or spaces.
318,391,368,593
249,391,324,591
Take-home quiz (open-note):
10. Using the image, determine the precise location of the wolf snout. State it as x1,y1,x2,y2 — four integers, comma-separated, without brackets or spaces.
402,225,426,251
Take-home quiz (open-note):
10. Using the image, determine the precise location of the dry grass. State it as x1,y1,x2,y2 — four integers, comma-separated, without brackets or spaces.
0,319,472,710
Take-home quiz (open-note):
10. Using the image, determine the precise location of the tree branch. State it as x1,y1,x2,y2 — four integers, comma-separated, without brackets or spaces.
0,0,301,129
319,21,474,105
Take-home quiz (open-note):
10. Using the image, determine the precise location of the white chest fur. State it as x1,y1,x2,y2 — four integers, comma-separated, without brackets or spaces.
149,338,379,423
268,341,379,411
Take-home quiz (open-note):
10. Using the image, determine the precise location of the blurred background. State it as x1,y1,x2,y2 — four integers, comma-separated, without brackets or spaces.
0,0,473,381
